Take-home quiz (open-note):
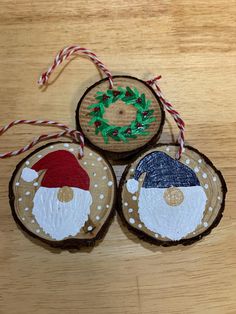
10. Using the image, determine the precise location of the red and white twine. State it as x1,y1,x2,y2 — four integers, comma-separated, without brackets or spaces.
0,120,84,159
38,45,114,89
146,76,185,159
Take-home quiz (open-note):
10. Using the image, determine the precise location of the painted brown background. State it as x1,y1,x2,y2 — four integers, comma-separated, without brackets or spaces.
0,1,235,313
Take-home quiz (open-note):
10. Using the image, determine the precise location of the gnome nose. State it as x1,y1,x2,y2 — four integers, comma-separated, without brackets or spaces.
57,186,74,203
164,187,184,207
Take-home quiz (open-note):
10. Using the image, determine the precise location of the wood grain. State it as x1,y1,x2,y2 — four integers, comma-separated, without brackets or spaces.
77,76,163,153
0,1,235,313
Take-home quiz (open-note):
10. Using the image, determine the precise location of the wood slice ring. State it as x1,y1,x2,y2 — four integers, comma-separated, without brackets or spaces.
9,142,116,249
76,75,165,162
118,144,227,246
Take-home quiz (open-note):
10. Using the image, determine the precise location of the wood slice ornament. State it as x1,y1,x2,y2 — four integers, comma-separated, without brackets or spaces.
38,45,186,162
1,121,116,249
119,144,227,246
76,76,165,161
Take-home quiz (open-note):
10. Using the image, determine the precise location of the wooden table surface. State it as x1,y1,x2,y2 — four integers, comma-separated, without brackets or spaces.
0,1,235,313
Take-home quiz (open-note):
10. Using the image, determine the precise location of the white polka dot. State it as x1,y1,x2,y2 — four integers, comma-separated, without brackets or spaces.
138,224,142,229
209,207,213,212
96,216,100,221
50,145,54,149
202,173,207,179
37,154,42,158
89,152,93,156
25,161,30,166
24,207,29,211
31,219,35,223
92,163,95,166
213,177,217,182
124,202,128,206
185,159,190,165
97,157,102,161
217,196,221,200
97,205,102,210
64,143,69,147
102,176,106,180
22,217,25,221
83,161,87,165
130,168,134,173
36,229,40,233
99,194,104,199
103,166,107,170
18,198,22,202
106,204,109,208
15,182,20,186
203,222,208,228
94,184,98,188
129,218,135,224
166,146,170,152
128,208,133,213
33,182,38,187
155,234,159,238
93,173,96,177
194,167,199,173
204,184,208,189
87,226,93,231
198,159,202,164
107,181,113,187
132,196,137,201
25,191,30,195
69,148,74,152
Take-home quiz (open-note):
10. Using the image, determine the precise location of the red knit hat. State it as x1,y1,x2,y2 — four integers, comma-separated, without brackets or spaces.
30,150,90,190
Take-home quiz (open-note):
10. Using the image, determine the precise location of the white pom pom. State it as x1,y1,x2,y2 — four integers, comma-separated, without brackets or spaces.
21,168,38,182
126,179,139,194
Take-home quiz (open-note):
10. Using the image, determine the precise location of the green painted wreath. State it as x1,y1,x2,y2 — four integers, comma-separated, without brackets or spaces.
88,86,156,143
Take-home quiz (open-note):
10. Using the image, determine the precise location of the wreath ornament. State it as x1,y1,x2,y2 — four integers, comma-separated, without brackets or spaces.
88,87,156,143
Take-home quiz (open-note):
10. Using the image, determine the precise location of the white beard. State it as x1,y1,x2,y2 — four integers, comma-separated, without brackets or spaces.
32,187,92,240
138,186,207,241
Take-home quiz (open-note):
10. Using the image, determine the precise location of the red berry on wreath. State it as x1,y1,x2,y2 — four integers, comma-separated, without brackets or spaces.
94,107,100,112
136,97,142,104
125,91,132,97
125,128,131,134
95,121,101,127
102,94,109,101
143,111,148,117
137,123,142,128
112,130,118,136
113,90,120,97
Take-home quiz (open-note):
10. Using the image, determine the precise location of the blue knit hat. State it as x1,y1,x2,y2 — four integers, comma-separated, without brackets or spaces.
131,151,200,189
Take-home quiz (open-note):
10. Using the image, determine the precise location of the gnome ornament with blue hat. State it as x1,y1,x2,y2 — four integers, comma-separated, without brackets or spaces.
126,150,208,241
120,144,227,245
119,77,227,246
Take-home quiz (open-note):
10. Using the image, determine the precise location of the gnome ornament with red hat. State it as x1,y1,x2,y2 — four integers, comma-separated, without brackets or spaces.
1,120,116,249
21,150,92,241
